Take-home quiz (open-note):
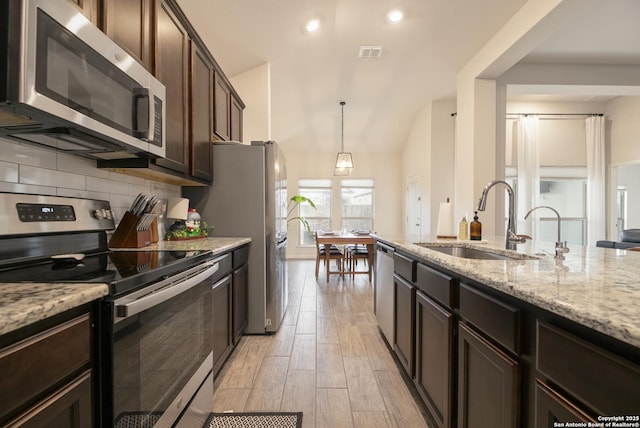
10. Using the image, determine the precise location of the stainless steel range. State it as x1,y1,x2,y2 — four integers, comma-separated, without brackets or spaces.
0,193,219,427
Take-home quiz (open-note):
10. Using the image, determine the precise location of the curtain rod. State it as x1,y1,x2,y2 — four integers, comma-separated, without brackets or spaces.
506,113,603,117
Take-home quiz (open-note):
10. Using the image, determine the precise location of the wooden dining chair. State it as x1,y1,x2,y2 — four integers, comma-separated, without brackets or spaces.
314,232,345,280
346,244,369,279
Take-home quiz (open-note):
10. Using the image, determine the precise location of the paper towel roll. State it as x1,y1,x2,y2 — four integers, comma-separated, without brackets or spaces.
436,199,455,238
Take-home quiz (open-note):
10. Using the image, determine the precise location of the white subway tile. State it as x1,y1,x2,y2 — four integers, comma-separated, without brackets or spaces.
20,165,85,189
0,160,18,183
109,170,146,186
57,153,111,179
128,183,150,196
0,182,56,195
86,176,129,195
0,139,57,169
110,193,136,210
56,188,110,201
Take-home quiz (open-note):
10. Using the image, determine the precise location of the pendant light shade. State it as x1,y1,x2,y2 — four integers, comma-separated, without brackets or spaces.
334,101,353,176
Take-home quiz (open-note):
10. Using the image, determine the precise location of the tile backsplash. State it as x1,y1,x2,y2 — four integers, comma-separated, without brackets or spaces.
0,138,181,225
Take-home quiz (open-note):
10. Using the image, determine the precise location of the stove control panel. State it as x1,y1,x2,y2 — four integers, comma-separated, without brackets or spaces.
0,193,115,236
17,203,76,222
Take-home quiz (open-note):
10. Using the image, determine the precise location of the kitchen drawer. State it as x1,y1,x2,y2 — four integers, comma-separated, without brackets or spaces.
459,283,520,354
394,252,416,283
0,314,91,422
233,245,249,269
416,263,455,309
212,253,232,282
536,322,640,416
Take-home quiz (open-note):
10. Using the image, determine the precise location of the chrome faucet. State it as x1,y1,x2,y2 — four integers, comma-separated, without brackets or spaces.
524,205,570,259
476,180,527,250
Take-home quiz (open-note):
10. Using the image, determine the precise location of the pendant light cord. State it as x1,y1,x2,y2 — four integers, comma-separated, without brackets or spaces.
340,101,345,152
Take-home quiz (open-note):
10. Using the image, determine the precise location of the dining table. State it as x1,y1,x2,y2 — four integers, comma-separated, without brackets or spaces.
316,231,375,282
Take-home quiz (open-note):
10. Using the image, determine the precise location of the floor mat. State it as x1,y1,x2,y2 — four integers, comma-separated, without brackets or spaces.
204,412,303,428
114,412,163,428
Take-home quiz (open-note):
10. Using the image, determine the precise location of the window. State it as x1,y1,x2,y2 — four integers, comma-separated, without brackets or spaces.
297,179,331,245
341,179,374,232
506,167,587,245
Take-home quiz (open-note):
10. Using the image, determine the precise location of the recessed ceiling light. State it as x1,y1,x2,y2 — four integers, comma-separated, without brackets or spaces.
305,19,320,33
387,9,404,23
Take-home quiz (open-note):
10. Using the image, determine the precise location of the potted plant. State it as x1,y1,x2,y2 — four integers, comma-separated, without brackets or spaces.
287,195,315,234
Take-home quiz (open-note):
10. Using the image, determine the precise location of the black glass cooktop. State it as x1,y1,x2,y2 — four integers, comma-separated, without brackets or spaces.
0,250,212,297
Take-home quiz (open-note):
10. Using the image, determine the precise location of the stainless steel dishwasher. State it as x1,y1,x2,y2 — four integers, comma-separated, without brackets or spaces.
375,241,395,345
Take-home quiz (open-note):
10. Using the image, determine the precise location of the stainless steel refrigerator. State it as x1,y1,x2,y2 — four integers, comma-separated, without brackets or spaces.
184,141,288,334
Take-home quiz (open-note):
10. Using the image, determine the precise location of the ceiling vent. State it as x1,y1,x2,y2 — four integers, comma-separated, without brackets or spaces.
358,46,383,58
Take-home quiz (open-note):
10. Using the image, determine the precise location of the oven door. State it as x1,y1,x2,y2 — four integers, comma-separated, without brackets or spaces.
108,260,217,428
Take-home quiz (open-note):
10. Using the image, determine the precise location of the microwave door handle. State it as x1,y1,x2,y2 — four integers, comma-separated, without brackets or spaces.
115,261,219,320
132,87,150,139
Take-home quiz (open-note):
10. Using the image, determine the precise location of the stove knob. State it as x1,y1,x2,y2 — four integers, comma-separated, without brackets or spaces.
105,210,114,220
93,209,106,219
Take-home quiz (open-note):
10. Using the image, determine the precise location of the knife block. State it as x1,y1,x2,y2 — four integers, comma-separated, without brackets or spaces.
108,211,152,248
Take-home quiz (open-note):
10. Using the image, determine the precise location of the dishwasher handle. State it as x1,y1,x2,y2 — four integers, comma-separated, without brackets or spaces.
376,242,394,254
115,260,219,320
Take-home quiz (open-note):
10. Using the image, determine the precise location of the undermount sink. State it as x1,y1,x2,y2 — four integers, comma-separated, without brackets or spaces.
415,244,536,261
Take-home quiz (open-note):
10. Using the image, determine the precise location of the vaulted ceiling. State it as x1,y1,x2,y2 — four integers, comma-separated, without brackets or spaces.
177,0,640,154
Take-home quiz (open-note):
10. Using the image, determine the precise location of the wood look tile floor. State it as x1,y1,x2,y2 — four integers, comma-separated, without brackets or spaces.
212,260,430,428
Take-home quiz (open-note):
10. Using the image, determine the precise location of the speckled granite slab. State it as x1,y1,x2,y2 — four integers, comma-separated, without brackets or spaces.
0,283,108,336
111,237,251,256
373,234,640,350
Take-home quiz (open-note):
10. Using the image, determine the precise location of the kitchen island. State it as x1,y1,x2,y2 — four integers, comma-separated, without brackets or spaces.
373,234,640,427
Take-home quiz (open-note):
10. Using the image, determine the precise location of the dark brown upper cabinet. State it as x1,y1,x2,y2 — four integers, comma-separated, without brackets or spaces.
189,41,214,181
231,95,243,142
214,73,231,141
102,0,155,71
154,0,189,174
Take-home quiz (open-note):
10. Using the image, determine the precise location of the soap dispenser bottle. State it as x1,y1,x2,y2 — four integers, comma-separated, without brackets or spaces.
458,214,468,240
470,211,482,241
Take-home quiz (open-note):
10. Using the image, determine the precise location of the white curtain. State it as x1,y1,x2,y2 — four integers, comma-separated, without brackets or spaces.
516,115,540,237
586,116,606,246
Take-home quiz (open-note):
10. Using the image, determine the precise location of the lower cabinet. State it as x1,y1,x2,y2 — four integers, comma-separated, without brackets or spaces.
211,274,233,376
0,311,94,427
415,290,454,428
457,322,520,428
393,272,415,377
534,380,595,427
232,262,248,345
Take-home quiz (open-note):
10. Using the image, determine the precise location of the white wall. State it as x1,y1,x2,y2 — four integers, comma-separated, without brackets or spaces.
504,100,606,167
0,138,181,225
606,96,640,166
230,63,271,143
401,100,456,239
284,150,402,259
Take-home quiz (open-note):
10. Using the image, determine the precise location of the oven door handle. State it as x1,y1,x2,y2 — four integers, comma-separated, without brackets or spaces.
115,261,219,319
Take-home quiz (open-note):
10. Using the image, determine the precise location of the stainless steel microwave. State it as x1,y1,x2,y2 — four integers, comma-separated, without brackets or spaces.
0,0,165,159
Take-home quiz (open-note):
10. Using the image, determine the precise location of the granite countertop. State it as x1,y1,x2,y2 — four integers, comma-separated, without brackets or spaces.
0,237,250,338
0,283,109,336
373,233,640,350
112,236,251,255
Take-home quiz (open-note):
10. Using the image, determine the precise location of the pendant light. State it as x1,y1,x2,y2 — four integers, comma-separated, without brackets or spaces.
334,101,353,176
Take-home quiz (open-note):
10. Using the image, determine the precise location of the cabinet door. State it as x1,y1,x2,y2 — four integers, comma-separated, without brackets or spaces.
6,371,92,428
66,0,98,24
393,273,415,377
212,275,232,376
155,1,189,173
458,322,520,428
189,42,213,181
232,263,249,344
230,95,243,142
214,74,231,141
415,291,453,428
534,380,595,427
103,0,154,70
